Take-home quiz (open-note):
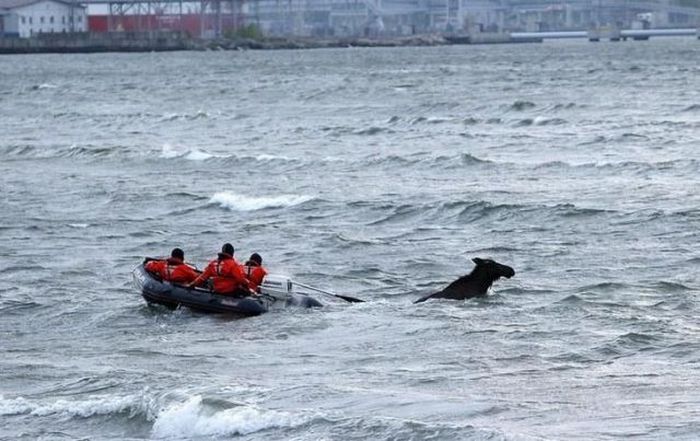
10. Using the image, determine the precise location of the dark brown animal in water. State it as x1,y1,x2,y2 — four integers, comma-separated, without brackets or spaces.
414,258,515,303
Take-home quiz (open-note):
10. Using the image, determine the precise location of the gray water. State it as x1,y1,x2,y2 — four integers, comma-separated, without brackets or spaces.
1,39,699,440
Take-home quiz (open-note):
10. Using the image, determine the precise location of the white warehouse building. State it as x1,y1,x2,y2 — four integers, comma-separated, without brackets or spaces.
0,0,86,38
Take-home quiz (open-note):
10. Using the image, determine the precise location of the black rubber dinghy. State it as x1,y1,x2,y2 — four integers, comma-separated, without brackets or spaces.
133,263,322,316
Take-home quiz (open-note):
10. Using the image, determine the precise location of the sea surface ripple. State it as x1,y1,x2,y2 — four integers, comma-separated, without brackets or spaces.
1,39,699,440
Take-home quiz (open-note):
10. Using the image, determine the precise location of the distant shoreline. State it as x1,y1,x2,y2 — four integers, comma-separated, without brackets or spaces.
0,31,541,55
2,29,697,55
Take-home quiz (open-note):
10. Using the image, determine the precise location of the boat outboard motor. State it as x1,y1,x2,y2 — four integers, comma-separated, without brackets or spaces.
260,275,322,308
260,275,293,299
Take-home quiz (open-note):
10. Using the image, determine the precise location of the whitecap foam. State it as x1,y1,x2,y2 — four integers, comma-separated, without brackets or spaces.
160,113,180,122
0,395,32,415
160,144,218,161
189,110,208,119
425,116,453,124
30,395,139,418
210,192,313,211
533,116,567,126
160,144,181,159
255,153,293,162
152,396,297,439
184,150,213,161
0,394,148,419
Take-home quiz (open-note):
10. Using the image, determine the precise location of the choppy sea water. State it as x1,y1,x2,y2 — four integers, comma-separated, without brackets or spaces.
1,38,699,440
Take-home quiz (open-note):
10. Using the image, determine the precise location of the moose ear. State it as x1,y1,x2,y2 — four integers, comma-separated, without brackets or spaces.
472,257,484,265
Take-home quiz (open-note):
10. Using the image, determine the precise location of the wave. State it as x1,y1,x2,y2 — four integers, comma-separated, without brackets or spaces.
671,208,700,219
551,102,585,110
453,201,521,222
160,147,301,164
576,282,630,293
508,100,536,111
0,144,132,160
0,300,45,315
457,201,607,222
618,132,650,142
30,83,58,90
682,104,700,112
0,264,48,275
1,393,303,438
534,116,567,126
366,203,422,226
361,152,491,169
159,396,523,440
0,145,36,157
210,192,314,211
651,281,693,292
353,126,394,136
614,332,661,347
469,245,521,254
326,232,387,248
60,145,122,158
392,83,418,90
0,394,149,419
514,116,567,127
577,135,608,146
410,116,457,125
554,203,611,217
365,199,614,227
555,294,585,305
152,396,301,439
577,131,658,145
433,153,492,168
163,191,209,201
515,118,535,127
160,144,219,161
531,159,700,176
362,153,425,167
159,110,210,121
324,415,499,439
255,153,294,162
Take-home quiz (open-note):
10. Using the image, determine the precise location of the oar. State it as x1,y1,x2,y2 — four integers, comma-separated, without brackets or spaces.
293,281,365,303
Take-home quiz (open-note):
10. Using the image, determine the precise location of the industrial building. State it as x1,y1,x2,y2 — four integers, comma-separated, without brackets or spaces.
2,0,698,39
0,0,86,37
207,0,700,36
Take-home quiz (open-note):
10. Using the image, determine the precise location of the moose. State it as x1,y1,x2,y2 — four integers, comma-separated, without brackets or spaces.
414,258,515,303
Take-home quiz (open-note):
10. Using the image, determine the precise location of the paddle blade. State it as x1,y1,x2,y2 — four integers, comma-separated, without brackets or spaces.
292,281,365,303
335,294,364,303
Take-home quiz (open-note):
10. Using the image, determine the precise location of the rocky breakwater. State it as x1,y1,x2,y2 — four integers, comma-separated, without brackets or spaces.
195,34,449,50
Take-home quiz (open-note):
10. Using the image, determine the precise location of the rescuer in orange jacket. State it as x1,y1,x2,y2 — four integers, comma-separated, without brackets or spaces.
243,253,268,293
144,248,199,285
187,243,251,296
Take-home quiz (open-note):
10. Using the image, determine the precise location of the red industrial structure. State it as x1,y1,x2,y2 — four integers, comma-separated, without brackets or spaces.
88,14,241,36
85,0,246,37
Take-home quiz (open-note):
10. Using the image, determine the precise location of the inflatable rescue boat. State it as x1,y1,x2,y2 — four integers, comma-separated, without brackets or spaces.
132,263,321,316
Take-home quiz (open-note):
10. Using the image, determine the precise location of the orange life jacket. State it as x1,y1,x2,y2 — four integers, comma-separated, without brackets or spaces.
244,264,268,292
193,254,249,295
145,258,198,284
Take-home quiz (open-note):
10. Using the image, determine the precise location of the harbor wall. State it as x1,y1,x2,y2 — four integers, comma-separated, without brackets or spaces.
0,31,190,54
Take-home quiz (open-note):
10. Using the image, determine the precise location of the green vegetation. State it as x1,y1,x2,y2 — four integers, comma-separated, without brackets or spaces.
224,24,264,40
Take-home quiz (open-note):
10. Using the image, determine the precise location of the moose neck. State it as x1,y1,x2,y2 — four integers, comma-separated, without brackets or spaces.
470,269,496,294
